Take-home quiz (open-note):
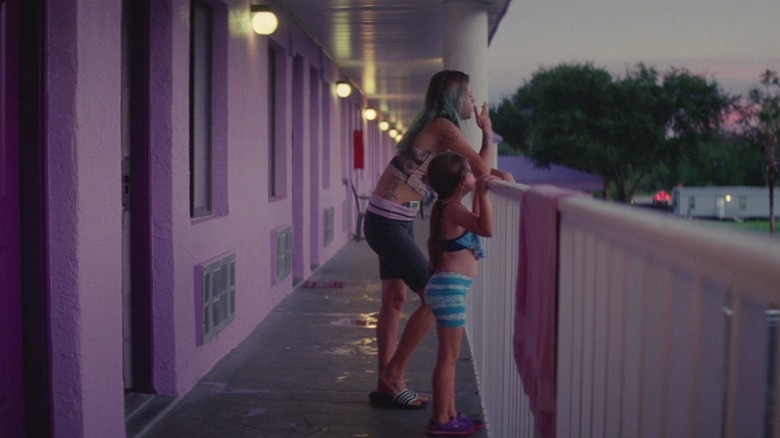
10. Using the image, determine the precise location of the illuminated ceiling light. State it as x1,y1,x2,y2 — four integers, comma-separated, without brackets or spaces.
395,133,403,142
335,81,352,98
363,108,377,121
388,128,399,138
250,5,278,35
378,121,390,131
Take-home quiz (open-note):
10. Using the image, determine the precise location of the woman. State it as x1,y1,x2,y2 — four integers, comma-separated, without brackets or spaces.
364,70,511,409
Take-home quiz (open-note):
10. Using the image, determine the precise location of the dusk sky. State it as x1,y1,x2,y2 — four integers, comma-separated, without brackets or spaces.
487,0,779,103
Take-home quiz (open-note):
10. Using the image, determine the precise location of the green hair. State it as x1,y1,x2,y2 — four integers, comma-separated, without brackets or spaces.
397,70,470,150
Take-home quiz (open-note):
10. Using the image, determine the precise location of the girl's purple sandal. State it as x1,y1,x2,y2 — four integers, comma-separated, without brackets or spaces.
456,413,484,431
427,417,476,437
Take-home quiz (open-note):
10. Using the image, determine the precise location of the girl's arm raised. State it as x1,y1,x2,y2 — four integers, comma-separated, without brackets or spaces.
474,175,494,238
448,175,496,237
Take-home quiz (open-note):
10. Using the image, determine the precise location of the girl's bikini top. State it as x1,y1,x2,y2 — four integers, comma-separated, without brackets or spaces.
389,144,442,197
441,231,485,260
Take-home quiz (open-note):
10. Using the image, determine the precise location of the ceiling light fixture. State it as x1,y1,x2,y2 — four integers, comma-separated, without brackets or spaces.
250,5,278,35
335,81,352,98
363,108,378,121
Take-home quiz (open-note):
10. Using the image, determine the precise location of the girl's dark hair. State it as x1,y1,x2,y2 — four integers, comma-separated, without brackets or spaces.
426,152,470,274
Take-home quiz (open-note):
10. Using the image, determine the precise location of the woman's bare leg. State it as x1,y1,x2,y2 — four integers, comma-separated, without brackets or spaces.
376,283,435,404
376,279,406,372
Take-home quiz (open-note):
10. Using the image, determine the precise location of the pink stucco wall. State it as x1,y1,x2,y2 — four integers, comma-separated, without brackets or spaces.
43,0,389,435
46,0,126,436
154,0,358,395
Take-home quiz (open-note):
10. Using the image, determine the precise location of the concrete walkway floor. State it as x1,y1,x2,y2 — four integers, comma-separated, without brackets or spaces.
138,216,488,437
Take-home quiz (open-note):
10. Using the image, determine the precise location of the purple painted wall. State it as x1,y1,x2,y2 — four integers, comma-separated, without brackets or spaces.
1,0,25,435
45,1,125,436
151,0,365,394
40,0,385,435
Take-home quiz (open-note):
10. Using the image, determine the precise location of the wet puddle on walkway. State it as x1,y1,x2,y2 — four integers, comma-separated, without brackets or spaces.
327,338,377,356
329,313,378,329
326,313,378,356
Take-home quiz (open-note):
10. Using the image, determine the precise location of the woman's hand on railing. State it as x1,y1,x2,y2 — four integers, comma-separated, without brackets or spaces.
490,168,515,183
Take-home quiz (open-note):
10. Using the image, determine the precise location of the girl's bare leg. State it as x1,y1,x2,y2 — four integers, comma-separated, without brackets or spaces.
431,325,464,423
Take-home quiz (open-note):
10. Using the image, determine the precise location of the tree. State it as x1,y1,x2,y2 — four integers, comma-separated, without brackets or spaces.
511,63,627,198
669,133,765,187
661,68,736,186
604,65,671,200
492,63,732,202
491,86,531,154
738,69,780,234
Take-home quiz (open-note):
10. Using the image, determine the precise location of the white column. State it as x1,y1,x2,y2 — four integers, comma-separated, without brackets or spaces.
442,0,493,165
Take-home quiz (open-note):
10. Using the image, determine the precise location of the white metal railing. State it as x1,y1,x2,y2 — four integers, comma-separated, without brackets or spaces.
468,181,534,438
557,196,780,438
467,182,780,438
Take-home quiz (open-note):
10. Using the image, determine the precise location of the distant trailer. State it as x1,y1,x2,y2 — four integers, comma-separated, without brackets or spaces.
672,186,780,220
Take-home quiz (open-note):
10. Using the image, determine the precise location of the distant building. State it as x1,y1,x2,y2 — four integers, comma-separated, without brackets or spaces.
672,186,780,219
497,155,604,193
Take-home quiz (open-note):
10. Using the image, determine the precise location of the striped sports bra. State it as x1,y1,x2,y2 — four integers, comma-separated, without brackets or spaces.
441,231,485,260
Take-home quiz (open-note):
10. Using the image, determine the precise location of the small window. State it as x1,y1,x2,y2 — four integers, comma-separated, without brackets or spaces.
309,67,321,194
324,207,334,245
190,0,213,218
197,253,236,343
322,81,331,189
268,43,287,200
268,45,278,198
739,196,747,210
189,0,227,218
273,226,293,284
342,199,350,231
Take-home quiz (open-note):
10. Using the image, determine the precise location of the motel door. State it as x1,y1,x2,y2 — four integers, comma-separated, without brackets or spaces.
0,0,26,435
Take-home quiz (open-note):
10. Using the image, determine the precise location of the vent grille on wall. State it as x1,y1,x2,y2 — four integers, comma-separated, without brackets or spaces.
325,207,334,245
196,253,236,344
273,226,293,284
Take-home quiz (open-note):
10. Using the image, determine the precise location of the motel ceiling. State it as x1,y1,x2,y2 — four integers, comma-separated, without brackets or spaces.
274,0,511,130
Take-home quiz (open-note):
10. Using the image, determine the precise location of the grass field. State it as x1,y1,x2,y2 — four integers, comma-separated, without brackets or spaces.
708,219,778,236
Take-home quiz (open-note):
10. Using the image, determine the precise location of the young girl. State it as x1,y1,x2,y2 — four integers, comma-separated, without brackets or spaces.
424,151,496,436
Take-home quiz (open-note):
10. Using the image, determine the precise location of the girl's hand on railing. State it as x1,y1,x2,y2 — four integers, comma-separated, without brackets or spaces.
477,175,499,194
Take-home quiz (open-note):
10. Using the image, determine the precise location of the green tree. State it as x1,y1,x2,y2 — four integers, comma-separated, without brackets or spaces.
739,69,780,234
604,65,670,200
662,68,736,185
675,133,765,187
491,86,531,154
492,63,731,202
